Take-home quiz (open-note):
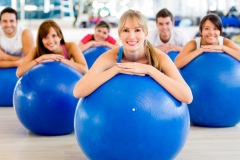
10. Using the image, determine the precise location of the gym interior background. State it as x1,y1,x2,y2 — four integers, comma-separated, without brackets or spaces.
0,1,240,160
1,0,240,43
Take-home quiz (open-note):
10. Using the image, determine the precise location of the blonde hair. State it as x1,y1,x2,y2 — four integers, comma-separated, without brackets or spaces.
118,9,161,70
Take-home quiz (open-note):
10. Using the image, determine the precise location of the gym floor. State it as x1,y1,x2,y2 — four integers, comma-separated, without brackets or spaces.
0,107,240,160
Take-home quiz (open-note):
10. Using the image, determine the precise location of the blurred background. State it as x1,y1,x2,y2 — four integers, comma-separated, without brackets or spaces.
1,0,240,44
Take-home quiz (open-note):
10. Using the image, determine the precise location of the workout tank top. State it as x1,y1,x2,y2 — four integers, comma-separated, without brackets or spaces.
117,46,124,63
62,44,69,60
0,24,25,57
117,46,154,66
195,36,224,49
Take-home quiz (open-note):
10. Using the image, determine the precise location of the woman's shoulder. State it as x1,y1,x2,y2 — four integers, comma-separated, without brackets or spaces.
153,49,175,68
63,42,79,53
93,47,120,66
98,47,119,59
154,48,169,59
64,42,78,47
103,47,120,56
223,37,236,46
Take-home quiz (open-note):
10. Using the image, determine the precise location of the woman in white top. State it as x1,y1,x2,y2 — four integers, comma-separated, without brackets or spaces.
174,13,240,69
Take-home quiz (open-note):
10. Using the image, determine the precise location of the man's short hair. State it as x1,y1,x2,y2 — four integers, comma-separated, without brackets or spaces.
0,7,18,20
155,8,174,22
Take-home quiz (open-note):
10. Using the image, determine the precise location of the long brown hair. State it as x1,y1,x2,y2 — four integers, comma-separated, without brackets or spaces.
118,9,161,70
35,19,65,57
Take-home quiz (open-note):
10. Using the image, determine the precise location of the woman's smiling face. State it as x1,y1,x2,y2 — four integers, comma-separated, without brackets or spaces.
119,18,148,52
201,19,221,45
42,27,61,52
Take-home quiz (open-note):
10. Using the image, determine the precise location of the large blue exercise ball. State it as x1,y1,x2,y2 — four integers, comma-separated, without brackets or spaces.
83,46,110,68
74,74,190,160
0,67,18,107
13,61,83,135
168,51,179,61
180,52,240,127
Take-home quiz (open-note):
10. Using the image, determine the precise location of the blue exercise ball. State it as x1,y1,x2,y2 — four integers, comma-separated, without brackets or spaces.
180,52,240,127
0,67,18,107
75,74,190,160
83,46,110,68
168,51,179,61
13,62,82,135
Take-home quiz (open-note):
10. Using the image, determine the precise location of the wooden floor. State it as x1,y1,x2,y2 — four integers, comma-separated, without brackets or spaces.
0,107,239,160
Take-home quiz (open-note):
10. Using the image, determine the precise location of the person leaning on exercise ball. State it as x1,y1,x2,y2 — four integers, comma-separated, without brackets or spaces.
79,20,119,52
174,13,240,69
0,7,34,68
148,8,190,53
16,19,88,78
73,9,192,104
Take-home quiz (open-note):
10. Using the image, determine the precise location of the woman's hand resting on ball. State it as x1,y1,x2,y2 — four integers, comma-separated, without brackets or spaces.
201,45,223,52
35,54,65,63
116,62,151,76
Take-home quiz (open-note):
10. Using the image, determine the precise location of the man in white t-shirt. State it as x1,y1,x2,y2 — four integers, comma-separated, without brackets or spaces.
0,7,34,68
148,8,190,53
